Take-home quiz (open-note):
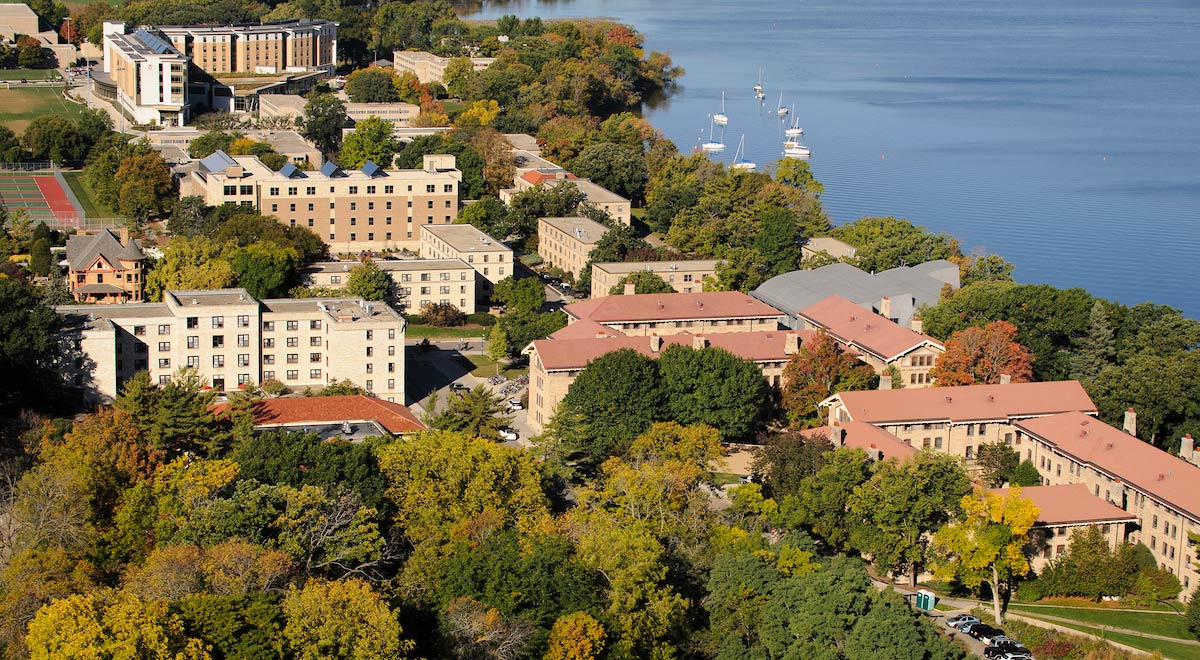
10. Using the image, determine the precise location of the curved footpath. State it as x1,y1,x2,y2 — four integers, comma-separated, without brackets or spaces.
867,573,1194,658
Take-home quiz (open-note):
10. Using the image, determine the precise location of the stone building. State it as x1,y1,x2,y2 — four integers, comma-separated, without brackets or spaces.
304,259,477,314
537,216,609,280
419,224,511,301
590,260,719,298
562,290,783,337
65,229,146,304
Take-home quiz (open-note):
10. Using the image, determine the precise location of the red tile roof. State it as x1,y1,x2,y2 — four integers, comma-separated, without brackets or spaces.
548,318,624,339
521,170,575,185
808,421,919,460
531,330,813,372
992,484,1137,527
1015,412,1200,520
214,395,426,435
797,295,942,360
827,381,1097,425
563,291,783,324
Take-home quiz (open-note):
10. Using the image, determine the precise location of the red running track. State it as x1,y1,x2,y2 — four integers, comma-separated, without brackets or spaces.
34,176,76,220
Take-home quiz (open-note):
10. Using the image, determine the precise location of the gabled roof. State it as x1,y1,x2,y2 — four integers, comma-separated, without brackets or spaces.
213,395,425,435
824,381,1097,425
319,161,342,177
563,291,782,324
278,161,299,178
808,421,919,460
66,229,144,271
752,260,959,322
199,150,238,174
361,161,381,177
548,318,624,340
992,484,1138,527
1015,412,1200,521
797,294,942,361
530,329,812,372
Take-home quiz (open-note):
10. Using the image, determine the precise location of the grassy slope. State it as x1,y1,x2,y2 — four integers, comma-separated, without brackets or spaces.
1008,604,1193,640
60,170,114,218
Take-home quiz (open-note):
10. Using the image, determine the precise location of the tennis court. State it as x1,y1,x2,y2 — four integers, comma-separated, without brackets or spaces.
0,172,81,225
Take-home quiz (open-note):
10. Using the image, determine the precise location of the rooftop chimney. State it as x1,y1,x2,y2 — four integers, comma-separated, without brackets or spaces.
1123,408,1137,436
784,332,800,355
624,282,637,296
1181,434,1197,466
879,296,892,320
911,316,924,334
692,335,708,350
999,373,1012,385
649,334,662,353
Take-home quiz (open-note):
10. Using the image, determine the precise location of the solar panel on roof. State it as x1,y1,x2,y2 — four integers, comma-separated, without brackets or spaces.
133,28,175,55
279,162,298,177
199,150,237,174
319,161,340,177
361,161,380,177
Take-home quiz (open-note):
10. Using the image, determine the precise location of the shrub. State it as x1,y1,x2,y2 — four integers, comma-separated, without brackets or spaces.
261,379,289,396
466,313,497,326
422,302,466,327
405,313,428,325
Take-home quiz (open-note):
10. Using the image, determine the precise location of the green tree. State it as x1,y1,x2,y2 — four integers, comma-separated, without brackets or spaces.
298,94,346,157
376,430,550,540
421,301,467,327
976,442,1020,487
570,142,647,202
1010,460,1043,487
781,330,878,427
23,114,85,162
213,212,325,261
576,224,649,295
493,276,545,314
752,429,833,498
228,241,300,299
608,270,673,295
933,486,1040,623
339,116,400,170
774,157,824,197
657,344,769,440
553,348,663,462
1086,351,1200,450
755,206,803,276
457,196,507,237
187,130,240,159
506,182,587,248
115,151,177,223
176,593,286,660
1073,299,1116,379
0,278,66,416
282,578,412,660
344,67,400,103
486,323,510,375
779,447,873,551
145,237,237,301
545,611,606,660
702,247,770,292
958,253,1015,287
428,385,513,441
848,451,971,586
346,259,392,301
114,368,225,457
85,136,154,210
831,216,961,273
28,236,50,276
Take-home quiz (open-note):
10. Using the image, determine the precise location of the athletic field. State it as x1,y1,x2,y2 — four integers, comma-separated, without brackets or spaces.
0,172,80,225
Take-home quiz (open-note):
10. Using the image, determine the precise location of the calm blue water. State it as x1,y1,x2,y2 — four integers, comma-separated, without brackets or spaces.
464,0,1200,317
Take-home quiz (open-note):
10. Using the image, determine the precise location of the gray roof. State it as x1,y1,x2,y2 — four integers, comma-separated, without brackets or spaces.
199,150,237,174
65,229,144,271
751,260,960,324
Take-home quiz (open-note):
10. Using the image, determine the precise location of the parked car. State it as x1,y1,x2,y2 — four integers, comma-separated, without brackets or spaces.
977,630,1010,645
968,625,1003,641
945,615,979,629
985,641,1030,659
507,398,523,410
956,621,985,633
498,428,519,441
449,382,469,393
998,654,1033,660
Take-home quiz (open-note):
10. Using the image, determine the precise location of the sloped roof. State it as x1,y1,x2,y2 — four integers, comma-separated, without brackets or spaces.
66,229,144,270
548,318,624,340
807,421,919,460
752,260,959,317
563,291,782,324
530,329,811,372
213,395,425,435
992,484,1137,527
797,294,942,361
1015,412,1200,520
826,381,1097,425
199,150,238,174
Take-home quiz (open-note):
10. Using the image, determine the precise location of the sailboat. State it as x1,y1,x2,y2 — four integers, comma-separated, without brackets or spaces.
782,138,811,159
753,69,765,100
730,135,757,171
700,117,725,153
784,105,804,138
713,91,729,126
776,91,789,116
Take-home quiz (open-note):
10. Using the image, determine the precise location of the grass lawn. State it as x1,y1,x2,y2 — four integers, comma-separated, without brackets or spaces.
1009,604,1194,641
0,85,86,132
60,170,117,218
443,100,466,115
406,324,489,339
0,69,60,81
459,353,528,379
1014,615,1199,660
712,472,743,486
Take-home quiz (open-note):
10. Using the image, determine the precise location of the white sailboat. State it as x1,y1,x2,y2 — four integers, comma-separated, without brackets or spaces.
700,117,725,153
782,139,811,158
784,105,804,137
753,68,765,100
731,134,757,171
713,91,729,126
776,91,789,117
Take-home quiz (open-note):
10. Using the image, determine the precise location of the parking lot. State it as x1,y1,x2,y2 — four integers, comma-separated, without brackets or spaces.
406,341,535,443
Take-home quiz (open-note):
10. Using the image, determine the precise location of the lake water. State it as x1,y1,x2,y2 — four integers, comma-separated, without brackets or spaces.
462,0,1200,317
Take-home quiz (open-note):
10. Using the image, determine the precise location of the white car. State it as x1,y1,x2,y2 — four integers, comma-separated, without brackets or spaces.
498,428,519,441
945,615,979,629
507,399,524,410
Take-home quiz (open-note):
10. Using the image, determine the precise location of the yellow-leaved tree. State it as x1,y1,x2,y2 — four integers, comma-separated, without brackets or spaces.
26,589,210,660
544,611,606,660
932,486,1040,623
281,578,413,660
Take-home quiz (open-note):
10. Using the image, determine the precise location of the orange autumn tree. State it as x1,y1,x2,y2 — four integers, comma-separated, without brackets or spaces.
931,320,1034,386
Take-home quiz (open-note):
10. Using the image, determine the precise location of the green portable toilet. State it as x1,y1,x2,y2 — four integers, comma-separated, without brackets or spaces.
914,589,937,610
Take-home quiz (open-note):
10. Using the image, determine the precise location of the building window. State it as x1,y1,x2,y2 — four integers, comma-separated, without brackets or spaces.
286,321,298,331
287,354,298,364
158,324,171,335
187,356,199,368
310,320,321,330
310,352,321,363
286,370,298,380
159,375,170,385
212,316,224,329
187,317,199,329
366,347,373,357
224,185,236,196
239,185,253,195
237,334,249,347
310,369,321,379
187,336,198,349
212,336,224,348
264,370,275,380
286,337,298,347
263,355,275,365
133,326,146,336
213,355,224,368
263,321,275,332
238,354,250,367
158,358,170,369
157,341,170,352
